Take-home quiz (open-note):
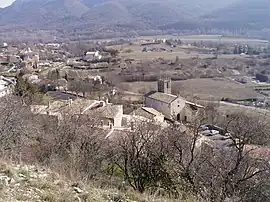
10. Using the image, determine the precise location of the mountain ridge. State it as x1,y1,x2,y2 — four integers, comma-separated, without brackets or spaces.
203,0,270,30
0,0,240,27
1,0,270,39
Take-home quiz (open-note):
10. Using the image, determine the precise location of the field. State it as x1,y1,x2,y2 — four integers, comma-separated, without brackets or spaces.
117,44,240,61
105,34,270,61
120,51,243,61
138,35,269,46
118,78,261,101
121,51,209,61
173,78,262,100
109,35,268,103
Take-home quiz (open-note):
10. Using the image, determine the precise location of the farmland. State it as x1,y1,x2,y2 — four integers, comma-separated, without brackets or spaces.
118,78,261,101
138,35,269,46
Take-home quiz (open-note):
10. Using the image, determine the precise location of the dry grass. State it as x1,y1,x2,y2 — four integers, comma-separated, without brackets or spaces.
0,160,199,202
119,78,261,101
137,35,269,45
172,78,261,100
120,51,209,61
113,43,212,61
118,82,157,95
117,46,243,61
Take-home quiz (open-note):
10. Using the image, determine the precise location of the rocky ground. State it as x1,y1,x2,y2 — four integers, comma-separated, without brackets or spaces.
0,162,135,202
0,161,184,202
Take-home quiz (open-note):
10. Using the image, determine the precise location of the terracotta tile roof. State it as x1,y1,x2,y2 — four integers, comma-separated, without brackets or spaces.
86,104,123,119
142,107,164,117
61,99,97,115
131,107,155,119
31,99,98,116
147,92,178,104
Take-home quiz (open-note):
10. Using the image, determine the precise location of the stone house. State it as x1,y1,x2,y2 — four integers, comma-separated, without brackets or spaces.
124,106,169,128
84,51,102,61
31,99,124,128
20,49,39,69
131,107,165,123
184,101,205,122
85,104,123,128
145,78,204,122
30,99,101,121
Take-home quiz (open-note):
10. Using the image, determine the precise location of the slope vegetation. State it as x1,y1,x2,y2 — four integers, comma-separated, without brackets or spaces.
0,0,89,25
204,0,270,30
0,0,240,29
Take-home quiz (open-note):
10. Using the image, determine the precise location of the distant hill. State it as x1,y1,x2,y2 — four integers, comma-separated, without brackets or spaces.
203,0,270,30
1,0,270,39
160,0,270,37
81,1,133,25
0,0,240,27
0,0,89,25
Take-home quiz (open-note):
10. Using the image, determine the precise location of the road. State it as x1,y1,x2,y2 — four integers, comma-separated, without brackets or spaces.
217,101,270,115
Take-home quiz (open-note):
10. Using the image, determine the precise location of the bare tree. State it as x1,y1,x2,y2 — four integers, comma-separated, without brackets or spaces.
0,95,269,201
165,108,209,196
166,109,270,202
110,121,174,194
0,96,42,162
33,113,107,180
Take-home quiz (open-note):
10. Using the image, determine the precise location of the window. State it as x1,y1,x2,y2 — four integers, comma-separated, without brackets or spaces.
178,105,180,107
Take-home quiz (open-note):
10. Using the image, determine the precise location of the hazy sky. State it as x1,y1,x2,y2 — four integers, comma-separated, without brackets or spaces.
0,0,15,8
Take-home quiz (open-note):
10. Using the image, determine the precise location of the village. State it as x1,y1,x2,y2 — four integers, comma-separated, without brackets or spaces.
1,37,270,144
1,0,270,199
0,36,270,201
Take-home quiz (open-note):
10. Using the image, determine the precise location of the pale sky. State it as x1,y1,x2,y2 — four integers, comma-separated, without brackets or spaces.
0,0,15,8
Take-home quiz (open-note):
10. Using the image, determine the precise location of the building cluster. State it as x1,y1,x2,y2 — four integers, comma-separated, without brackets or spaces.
0,41,206,137
31,99,123,128
3,40,264,157
1,40,269,167
0,41,115,74
0,41,120,99
29,78,204,139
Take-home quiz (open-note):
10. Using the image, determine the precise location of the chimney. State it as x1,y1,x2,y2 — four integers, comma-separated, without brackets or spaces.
48,101,51,109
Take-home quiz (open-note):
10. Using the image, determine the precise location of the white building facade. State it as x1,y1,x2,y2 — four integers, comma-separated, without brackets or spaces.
145,79,203,122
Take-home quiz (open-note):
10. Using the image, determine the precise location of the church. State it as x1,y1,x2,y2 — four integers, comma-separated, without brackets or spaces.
145,78,204,122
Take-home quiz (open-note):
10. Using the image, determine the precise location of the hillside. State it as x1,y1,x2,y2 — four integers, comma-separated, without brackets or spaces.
81,1,133,25
0,0,89,25
160,0,270,39
0,0,240,28
0,161,183,202
203,0,270,30
1,0,270,39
